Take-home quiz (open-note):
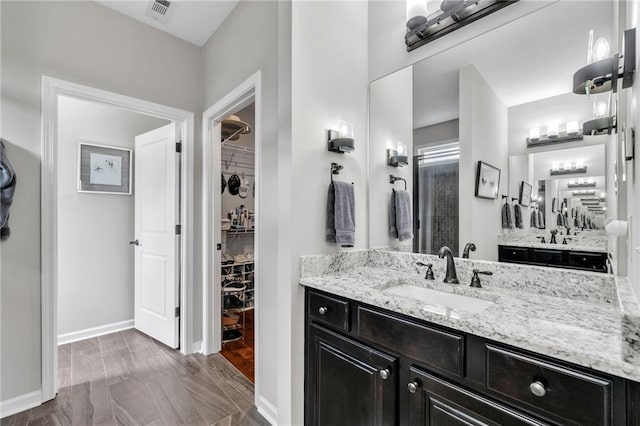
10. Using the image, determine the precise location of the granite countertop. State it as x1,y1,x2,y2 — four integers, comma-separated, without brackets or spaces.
299,250,640,383
498,241,607,253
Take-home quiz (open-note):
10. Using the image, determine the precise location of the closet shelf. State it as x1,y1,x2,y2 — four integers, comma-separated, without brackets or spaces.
223,306,254,314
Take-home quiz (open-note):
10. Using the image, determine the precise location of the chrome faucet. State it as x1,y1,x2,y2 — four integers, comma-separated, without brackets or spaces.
438,246,460,284
462,242,476,259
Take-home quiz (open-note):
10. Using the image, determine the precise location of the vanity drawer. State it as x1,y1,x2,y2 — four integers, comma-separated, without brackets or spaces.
357,306,464,377
500,246,530,263
485,345,612,426
308,290,350,332
531,249,564,266
567,251,607,271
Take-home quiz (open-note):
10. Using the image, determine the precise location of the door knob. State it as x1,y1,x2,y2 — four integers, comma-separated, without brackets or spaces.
129,240,140,246
407,381,420,393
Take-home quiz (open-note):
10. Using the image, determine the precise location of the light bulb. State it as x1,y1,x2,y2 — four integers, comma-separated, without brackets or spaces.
593,100,608,118
406,0,428,30
397,141,407,156
551,163,560,171
593,37,610,61
569,179,576,185
529,128,540,140
566,121,580,135
338,121,353,138
564,162,572,170
547,123,559,138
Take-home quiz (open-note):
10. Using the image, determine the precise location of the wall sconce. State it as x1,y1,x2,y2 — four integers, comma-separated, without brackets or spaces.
550,162,587,176
573,28,635,96
527,121,583,147
404,0,517,52
387,141,409,167
583,94,615,135
327,121,355,154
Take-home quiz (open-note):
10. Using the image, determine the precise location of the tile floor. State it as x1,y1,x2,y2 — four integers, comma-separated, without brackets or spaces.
2,329,269,426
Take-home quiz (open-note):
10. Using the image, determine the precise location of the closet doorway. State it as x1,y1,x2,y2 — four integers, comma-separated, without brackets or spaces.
219,104,256,380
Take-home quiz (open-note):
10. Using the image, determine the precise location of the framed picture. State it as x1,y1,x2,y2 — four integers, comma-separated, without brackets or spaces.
519,181,532,207
475,161,501,199
77,143,132,194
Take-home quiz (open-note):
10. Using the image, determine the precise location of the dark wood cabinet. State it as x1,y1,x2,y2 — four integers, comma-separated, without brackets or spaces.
304,288,635,425
498,245,608,273
305,323,398,426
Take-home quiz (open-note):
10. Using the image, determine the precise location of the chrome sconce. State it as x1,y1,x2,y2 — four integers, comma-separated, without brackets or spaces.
327,121,355,154
387,141,409,167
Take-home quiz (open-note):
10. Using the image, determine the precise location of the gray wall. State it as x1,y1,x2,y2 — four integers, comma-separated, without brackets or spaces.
413,119,459,154
459,65,508,261
57,96,168,338
201,0,280,413
0,0,202,401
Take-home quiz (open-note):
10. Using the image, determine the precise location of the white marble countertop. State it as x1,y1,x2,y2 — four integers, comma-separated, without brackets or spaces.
498,241,607,253
299,250,640,383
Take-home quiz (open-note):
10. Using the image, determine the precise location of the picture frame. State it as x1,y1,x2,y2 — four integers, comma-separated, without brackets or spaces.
77,143,132,195
474,161,501,199
519,181,532,207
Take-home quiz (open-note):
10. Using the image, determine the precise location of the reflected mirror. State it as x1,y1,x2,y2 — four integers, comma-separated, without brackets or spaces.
369,1,618,272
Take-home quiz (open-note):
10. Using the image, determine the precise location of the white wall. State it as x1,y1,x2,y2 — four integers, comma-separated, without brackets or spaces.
369,66,413,249
459,65,508,261
0,0,202,402
287,2,369,424
57,96,168,338
413,120,459,154
201,0,280,416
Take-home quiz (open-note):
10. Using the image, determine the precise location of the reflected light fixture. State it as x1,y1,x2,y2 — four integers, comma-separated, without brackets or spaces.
387,141,409,167
327,120,355,153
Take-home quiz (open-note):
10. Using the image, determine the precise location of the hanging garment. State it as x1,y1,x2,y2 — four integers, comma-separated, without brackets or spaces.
513,204,523,229
0,139,16,240
227,174,241,195
502,202,514,229
326,181,355,247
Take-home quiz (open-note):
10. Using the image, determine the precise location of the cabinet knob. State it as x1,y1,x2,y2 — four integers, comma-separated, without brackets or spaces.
407,381,419,394
529,380,546,397
318,306,328,315
379,369,390,380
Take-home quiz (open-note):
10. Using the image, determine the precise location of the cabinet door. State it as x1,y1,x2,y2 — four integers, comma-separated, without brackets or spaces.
405,366,548,426
306,324,398,426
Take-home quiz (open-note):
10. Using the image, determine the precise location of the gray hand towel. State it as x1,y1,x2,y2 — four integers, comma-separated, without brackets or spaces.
502,203,513,229
326,181,355,247
538,210,545,228
389,190,398,238
393,189,412,241
513,204,523,229
0,139,16,240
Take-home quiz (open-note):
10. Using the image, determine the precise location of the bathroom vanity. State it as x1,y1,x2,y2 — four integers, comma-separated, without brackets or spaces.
300,250,640,426
498,245,608,272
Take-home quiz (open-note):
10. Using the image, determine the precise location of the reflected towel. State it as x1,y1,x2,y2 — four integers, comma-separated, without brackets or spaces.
513,204,523,229
538,210,544,228
393,189,412,241
389,190,397,238
326,181,355,247
0,139,16,240
502,203,513,229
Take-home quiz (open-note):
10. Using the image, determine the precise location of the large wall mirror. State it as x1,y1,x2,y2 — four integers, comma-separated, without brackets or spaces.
369,0,621,271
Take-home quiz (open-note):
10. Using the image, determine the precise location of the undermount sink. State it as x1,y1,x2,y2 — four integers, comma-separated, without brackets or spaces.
383,284,494,314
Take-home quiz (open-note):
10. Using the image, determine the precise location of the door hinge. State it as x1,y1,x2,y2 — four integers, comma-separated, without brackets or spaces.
175,224,181,235
176,142,182,153
175,306,180,317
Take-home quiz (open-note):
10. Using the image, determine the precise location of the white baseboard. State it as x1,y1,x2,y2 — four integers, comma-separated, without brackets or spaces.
57,319,134,345
257,395,278,425
191,340,203,354
0,390,41,419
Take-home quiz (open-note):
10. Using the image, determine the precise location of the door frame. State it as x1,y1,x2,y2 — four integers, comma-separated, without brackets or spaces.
201,72,263,402
40,76,195,402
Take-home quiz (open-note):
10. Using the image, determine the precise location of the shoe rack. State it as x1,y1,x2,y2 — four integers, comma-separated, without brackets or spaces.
221,256,255,344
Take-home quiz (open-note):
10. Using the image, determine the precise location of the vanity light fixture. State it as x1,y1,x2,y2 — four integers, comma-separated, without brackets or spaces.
327,121,355,154
573,190,596,196
568,179,596,188
387,141,409,167
550,162,587,176
404,0,518,52
573,28,635,96
527,122,583,148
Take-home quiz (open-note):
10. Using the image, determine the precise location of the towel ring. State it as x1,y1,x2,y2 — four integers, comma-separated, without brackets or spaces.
330,162,353,184
389,174,407,191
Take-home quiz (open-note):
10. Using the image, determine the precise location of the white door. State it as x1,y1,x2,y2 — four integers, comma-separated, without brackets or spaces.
133,123,180,348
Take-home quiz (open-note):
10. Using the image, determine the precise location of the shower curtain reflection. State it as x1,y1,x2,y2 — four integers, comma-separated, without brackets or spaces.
413,147,459,256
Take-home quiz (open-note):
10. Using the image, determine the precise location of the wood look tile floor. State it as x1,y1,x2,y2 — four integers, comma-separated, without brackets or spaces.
2,329,269,426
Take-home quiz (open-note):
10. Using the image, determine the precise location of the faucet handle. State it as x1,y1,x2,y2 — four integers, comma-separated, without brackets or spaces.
470,269,493,288
417,262,435,280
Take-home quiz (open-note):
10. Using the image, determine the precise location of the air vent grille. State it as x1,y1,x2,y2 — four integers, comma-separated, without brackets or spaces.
146,0,172,24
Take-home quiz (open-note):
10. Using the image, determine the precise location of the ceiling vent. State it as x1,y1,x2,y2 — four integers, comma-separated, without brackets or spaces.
145,0,172,24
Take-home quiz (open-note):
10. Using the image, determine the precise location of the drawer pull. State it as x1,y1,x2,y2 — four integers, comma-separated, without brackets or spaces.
318,306,328,315
407,381,420,393
379,369,390,380
529,380,547,397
